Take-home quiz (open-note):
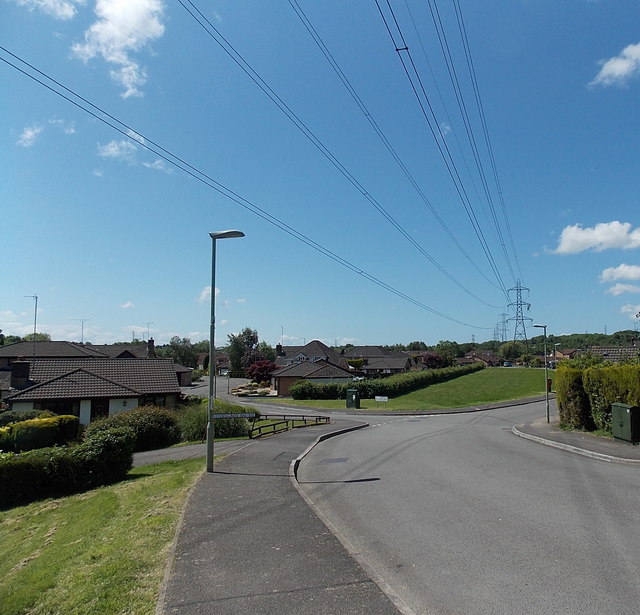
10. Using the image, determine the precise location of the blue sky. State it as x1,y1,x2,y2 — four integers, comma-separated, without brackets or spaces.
2,0,640,348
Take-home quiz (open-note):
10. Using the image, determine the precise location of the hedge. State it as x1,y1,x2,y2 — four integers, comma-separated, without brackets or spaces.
0,415,80,453
0,409,56,427
0,426,135,509
85,405,181,452
175,399,259,441
288,363,484,400
556,364,640,432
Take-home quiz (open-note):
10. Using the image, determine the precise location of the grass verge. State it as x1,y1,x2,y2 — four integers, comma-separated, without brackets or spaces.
275,367,548,411
0,457,204,615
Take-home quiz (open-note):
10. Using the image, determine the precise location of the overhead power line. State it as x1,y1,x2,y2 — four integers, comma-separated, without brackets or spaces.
287,0,502,294
374,0,511,300
177,0,500,309
0,45,492,330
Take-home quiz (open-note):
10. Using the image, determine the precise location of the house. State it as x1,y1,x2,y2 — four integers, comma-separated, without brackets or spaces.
5,358,180,424
271,359,353,396
360,356,412,377
462,351,501,367
554,348,579,360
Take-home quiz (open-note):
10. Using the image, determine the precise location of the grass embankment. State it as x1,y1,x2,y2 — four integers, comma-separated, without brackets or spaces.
0,458,204,615
281,367,548,411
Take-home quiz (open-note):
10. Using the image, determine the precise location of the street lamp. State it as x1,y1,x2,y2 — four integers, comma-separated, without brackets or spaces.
533,324,549,423
207,230,245,473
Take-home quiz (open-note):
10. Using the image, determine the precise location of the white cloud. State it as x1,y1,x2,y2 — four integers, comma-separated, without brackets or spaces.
120,300,135,309
600,263,640,282
97,139,137,160
92,168,104,177
17,124,44,147
143,159,172,173
554,221,640,254
126,129,145,144
236,298,246,304
49,118,76,134
16,0,84,20
198,286,220,303
621,304,640,320
71,0,165,98
606,284,640,296
591,42,640,87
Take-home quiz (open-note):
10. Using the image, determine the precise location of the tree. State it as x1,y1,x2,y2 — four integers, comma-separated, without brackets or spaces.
227,327,259,373
23,332,51,342
499,341,524,361
407,341,427,351
435,340,462,362
256,340,275,362
246,360,277,384
157,336,199,367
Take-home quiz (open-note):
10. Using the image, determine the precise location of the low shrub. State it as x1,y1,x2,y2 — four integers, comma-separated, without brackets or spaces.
175,400,260,442
0,426,134,509
0,409,56,427
0,415,80,453
85,406,181,452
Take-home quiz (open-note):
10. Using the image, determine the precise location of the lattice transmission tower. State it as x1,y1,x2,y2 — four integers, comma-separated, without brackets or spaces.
507,281,532,343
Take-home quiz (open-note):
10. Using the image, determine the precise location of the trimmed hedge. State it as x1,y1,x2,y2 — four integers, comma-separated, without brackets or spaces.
0,415,80,453
85,405,181,452
289,363,484,400
0,409,56,427
0,426,135,509
556,364,640,432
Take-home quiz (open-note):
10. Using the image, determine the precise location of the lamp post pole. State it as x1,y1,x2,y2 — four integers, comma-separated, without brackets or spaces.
533,324,549,423
207,230,244,473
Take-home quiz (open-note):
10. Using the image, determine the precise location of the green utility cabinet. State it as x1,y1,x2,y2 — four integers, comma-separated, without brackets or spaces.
611,403,640,444
346,389,360,410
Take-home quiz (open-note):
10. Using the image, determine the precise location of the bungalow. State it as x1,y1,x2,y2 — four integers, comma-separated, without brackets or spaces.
5,358,180,425
360,356,412,377
271,359,353,396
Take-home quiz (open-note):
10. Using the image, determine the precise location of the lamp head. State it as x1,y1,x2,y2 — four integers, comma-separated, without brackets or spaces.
209,230,245,240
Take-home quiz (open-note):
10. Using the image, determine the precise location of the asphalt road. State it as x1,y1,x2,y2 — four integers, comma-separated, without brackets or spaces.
297,401,640,615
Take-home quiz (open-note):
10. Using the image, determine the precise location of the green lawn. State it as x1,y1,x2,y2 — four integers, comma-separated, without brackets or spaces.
278,367,549,411
0,458,204,615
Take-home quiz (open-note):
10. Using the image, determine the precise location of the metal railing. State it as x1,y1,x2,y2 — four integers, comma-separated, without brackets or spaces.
249,414,330,439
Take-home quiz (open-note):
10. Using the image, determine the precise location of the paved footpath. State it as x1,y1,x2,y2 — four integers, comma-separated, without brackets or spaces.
156,419,403,615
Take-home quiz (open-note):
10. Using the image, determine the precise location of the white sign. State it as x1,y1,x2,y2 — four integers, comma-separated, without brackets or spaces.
375,396,389,403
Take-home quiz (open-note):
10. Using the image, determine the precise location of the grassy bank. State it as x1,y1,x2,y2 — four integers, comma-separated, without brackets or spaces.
0,457,204,615
277,367,549,411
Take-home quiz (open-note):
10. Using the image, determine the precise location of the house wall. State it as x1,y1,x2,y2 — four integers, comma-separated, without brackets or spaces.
109,398,139,417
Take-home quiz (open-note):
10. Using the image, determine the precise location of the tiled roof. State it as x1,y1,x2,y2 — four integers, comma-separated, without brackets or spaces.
587,346,640,363
273,359,352,379
361,357,409,370
7,369,139,401
86,344,150,359
274,340,348,369
0,341,108,359
344,346,390,359
26,358,179,395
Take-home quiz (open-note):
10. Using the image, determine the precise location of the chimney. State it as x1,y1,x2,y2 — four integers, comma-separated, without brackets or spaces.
147,337,156,358
276,343,284,357
11,361,31,390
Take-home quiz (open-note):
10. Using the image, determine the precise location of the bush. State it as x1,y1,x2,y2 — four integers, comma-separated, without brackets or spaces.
0,415,80,453
176,403,207,442
85,406,181,452
0,426,135,509
0,409,56,427
555,367,594,430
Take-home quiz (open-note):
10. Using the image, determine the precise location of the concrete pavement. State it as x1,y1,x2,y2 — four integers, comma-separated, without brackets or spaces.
152,400,640,615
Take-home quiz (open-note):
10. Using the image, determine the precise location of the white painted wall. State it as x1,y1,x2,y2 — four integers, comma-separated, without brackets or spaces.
109,398,138,416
